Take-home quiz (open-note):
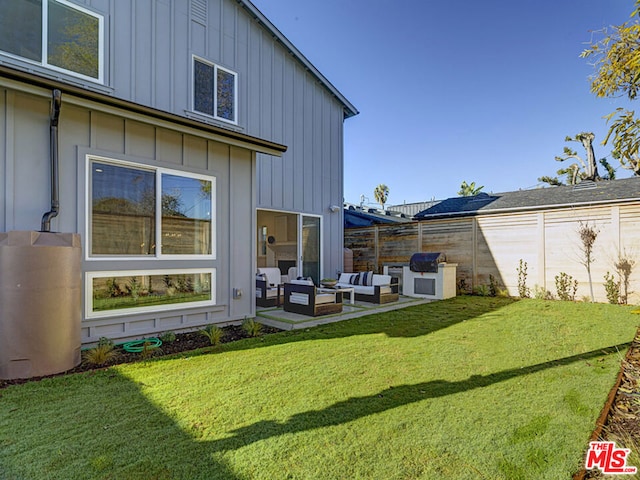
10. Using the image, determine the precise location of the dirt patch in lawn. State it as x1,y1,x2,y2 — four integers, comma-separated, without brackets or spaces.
0,324,282,390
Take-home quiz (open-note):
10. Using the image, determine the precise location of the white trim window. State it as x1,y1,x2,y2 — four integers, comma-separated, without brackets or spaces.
87,269,215,318
87,156,216,259
193,56,238,124
0,0,104,82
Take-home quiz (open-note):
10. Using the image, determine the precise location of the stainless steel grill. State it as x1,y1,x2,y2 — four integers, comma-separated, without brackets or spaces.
409,252,446,273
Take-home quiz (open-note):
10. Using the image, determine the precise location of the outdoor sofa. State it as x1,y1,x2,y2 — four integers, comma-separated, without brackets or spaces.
336,272,399,304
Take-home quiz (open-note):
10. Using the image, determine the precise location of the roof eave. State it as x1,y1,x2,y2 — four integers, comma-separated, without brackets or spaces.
414,196,640,221
0,64,288,156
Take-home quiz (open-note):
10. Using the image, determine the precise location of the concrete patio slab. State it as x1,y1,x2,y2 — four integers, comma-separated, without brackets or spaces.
256,295,431,330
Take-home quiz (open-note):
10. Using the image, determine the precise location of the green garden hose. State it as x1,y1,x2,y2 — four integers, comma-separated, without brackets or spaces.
122,337,162,353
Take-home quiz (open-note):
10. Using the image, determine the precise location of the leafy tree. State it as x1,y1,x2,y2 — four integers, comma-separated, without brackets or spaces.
373,184,390,210
581,2,640,175
458,181,484,196
539,133,606,186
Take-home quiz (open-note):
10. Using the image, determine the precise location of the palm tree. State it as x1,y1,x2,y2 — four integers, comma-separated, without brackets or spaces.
373,184,390,210
458,181,484,197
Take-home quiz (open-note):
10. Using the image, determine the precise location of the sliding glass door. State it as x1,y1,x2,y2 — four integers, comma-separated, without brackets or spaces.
301,215,321,284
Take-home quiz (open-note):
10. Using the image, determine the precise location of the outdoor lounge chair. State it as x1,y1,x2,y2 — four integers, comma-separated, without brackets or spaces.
256,267,283,307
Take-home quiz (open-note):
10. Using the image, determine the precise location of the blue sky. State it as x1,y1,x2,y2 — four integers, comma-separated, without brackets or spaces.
251,0,636,206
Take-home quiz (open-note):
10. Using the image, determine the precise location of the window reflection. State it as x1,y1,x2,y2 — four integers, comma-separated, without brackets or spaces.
161,174,212,255
91,162,156,255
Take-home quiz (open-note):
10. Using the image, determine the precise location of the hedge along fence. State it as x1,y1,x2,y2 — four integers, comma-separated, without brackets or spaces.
344,202,640,303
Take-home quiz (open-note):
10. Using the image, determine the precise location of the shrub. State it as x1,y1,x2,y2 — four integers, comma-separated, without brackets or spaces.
200,325,223,345
474,285,490,297
140,340,161,360
533,285,554,300
497,288,510,298
83,343,117,366
242,317,263,337
604,271,621,305
555,272,578,301
456,277,470,295
159,331,176,343
488,274,499,297
517,259,530,298
615,254,635,305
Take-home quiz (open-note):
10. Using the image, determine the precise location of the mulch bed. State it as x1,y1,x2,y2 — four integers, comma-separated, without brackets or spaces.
0,324,281,390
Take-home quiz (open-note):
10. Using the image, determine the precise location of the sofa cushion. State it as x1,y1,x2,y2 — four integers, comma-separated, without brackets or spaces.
290,292,309,305
338,273,355,284
372,274,392,286
359,271,374,286
349,273,360,285
315,293,336,305
289,279,314,286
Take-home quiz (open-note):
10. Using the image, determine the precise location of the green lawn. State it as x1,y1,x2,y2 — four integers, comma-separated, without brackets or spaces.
1,298,638,479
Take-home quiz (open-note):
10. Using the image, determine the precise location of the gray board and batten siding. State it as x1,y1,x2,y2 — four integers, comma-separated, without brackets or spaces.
0,0,357,343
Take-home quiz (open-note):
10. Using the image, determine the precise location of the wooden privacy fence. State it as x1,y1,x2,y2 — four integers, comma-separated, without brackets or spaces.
344,202,640,303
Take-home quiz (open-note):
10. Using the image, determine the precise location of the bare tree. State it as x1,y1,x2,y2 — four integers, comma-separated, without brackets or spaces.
540,133,602,186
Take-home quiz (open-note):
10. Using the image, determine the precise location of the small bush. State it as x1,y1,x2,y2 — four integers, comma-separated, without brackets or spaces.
474,285,490,297
456,277,470,295
488,275,499,297
140,340,161,360
159,331,176,343
497,288,510,298
555,272,578,301
242,317,263,337
83,343,117,366
604,271,621,305
615,254,635,305
517,259,530,298
533,285,554,301
200,325,223,345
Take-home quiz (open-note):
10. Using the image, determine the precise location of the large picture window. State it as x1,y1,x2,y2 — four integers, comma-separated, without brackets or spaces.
87,269,215,318
193,56,237,124
89,158,215,258
0,0,103,82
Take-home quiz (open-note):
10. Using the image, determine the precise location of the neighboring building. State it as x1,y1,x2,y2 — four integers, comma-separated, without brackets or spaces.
387,200,440,218
0,0,356,343
412,180,640,220
344,203,412,229
345,178,640,303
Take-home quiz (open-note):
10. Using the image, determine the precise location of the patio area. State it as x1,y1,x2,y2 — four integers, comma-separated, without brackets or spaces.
256,295,430,330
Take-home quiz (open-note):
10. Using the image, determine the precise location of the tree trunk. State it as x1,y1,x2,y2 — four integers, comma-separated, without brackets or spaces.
579,133,600,180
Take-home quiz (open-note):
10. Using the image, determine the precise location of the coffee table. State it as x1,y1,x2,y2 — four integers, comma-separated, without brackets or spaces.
319,286,355,305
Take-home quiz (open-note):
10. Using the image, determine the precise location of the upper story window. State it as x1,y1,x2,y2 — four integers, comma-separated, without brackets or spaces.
0,0,103,82
193,56,237,124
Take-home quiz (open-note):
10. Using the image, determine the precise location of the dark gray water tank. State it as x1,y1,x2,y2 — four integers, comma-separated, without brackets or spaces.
0,231,82,380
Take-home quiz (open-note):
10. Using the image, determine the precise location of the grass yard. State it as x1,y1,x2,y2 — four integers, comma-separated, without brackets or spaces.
0,297,638,479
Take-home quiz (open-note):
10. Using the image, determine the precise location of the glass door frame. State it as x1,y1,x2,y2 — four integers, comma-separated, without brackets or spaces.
299,213,323,285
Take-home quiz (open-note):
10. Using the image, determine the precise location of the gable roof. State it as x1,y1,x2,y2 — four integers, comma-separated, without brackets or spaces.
414,177,640,220
239,0,358,119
